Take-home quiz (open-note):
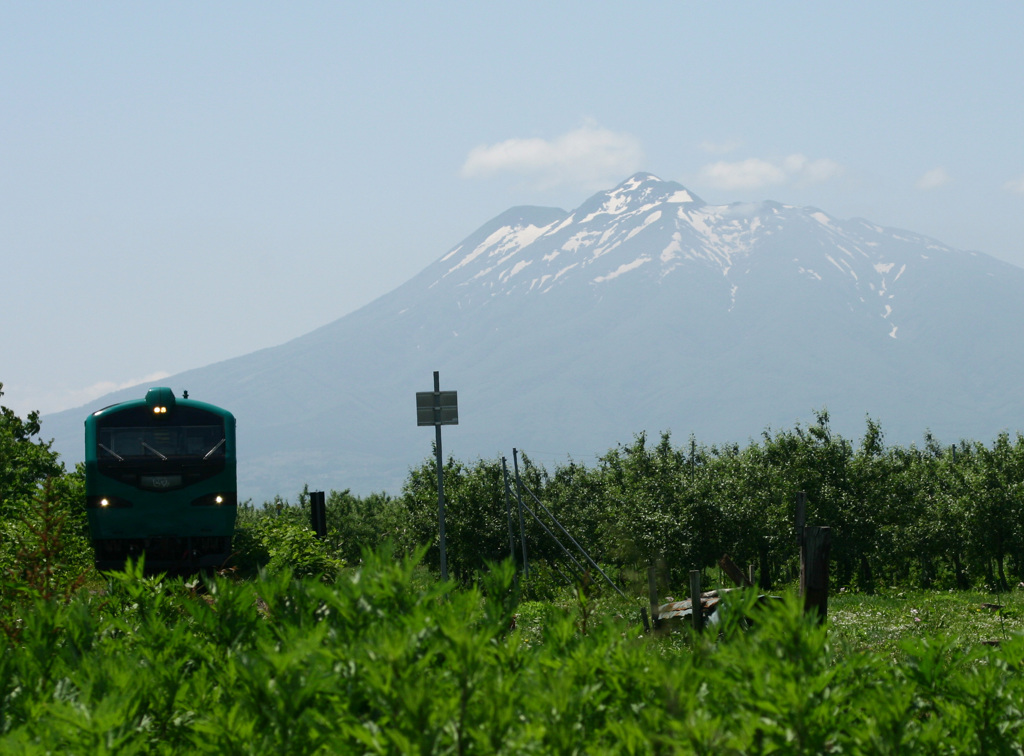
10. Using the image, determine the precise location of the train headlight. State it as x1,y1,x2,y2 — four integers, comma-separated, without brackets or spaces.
153,406,168,414
88,495,133,509
190,492,236,507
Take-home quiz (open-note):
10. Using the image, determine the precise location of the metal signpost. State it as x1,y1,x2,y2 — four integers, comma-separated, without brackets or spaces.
416,371,458,581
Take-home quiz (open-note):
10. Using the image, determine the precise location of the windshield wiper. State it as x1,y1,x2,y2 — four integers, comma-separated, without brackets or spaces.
203,438,226,460
141,441,168,461
99,444,124,462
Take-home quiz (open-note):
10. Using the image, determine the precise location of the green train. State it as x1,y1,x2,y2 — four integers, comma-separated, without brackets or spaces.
84,387,237,572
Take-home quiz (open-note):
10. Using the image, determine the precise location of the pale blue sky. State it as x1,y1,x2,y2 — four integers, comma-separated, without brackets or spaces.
3,2,1023,417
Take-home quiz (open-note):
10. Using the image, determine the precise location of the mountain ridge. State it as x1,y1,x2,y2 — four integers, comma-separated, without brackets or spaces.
42,173,1024,499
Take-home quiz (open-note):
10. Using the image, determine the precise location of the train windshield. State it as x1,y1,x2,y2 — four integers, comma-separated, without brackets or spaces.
98,424,225,461
95,406,227,463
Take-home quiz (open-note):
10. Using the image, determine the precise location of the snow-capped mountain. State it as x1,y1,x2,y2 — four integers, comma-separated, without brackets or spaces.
419,173,972,340
44,173,1024,499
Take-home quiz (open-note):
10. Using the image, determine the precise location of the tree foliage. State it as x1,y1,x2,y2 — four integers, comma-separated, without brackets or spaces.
0,385,91,622
283,410,1024,593
8,369,1024,598
0,383,64,517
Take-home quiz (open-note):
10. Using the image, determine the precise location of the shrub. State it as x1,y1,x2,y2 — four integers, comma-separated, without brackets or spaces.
231,503,343,579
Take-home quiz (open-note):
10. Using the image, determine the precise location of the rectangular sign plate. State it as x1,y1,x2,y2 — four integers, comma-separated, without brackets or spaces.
416,390,458,426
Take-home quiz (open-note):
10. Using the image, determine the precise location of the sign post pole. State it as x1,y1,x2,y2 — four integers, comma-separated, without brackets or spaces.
432,371,448,582
416,371,459,582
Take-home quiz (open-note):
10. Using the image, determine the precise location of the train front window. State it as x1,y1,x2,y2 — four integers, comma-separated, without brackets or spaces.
93,404,230,489
95,405,227,465
97,425,226,461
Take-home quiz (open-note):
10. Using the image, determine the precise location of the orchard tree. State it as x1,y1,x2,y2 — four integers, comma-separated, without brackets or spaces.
400,453,519,584
598,432,694,574
0,383,91,593
0,383,64,515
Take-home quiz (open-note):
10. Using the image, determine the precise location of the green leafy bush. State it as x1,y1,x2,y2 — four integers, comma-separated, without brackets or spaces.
231,503,343,579
318,488,406,565
4,551,1024,753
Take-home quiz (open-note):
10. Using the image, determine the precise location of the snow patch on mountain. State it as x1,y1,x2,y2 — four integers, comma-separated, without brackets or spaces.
445,221,554,277
594,256,651,283
667,189,696,204
660,233,683,263
811,211,834,228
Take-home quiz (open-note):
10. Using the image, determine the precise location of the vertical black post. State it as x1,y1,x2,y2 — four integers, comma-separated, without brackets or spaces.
647,565,660,632
433,371,448,582
795,490,806,546
501,457,517,564
310,491,327,539
512,448,529,578
802,526,832,624
797,490,807,604
690,570,704,633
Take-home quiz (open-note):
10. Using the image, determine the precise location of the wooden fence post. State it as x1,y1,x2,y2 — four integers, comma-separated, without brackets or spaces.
648,566,661,632
801,525,831,624
689,570,703,633
795,491,806,544
719,553,752,587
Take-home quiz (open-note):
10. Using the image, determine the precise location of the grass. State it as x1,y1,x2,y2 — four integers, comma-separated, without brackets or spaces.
511,570,1024,660
830,586,1024,659
515,570,1024,666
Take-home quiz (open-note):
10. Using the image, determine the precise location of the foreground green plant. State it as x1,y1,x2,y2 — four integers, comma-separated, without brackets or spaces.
3,549,1024,754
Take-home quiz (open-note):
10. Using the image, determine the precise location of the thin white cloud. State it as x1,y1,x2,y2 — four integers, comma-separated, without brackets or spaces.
700,158,786,190
698,154,842,191
73,372,173,404
460,123,644,190
916,167,952,190
785,155,844,184
699,138,744,155
1004,175,1024,194
22,371,174,415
